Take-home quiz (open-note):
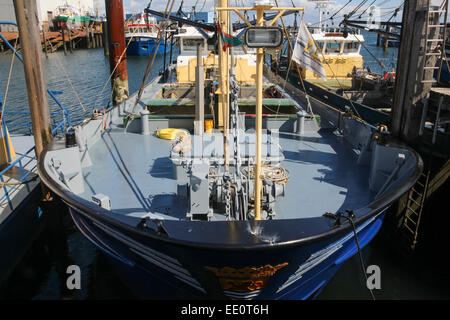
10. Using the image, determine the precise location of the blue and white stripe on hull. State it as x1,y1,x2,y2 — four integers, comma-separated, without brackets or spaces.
126,37,172,56
67,202,386,300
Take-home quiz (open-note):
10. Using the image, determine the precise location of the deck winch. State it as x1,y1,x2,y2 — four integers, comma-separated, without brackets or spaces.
170,129,287,221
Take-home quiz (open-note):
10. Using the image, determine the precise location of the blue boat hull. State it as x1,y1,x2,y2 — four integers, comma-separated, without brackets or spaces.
126,37,172,56
0,185,43,287
68,203,386,300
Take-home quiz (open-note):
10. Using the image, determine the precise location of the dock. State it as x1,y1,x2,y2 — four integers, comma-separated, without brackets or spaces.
0,22,106,54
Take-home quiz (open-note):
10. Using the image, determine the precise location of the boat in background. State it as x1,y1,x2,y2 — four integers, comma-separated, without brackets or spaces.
125,13,172,56
53,2,91,29
274,0,392,127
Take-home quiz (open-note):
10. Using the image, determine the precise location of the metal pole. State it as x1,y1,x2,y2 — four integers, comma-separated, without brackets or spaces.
218,0,229,131
105,0,129,104
163,31,168,79
13,0,52,157
219,0,230,171
254,5,265,221
195,43,204,135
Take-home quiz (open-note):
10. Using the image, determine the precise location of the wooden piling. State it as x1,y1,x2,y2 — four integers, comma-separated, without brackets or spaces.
61,28,67,55
41,25,48,58
391,0,439,144
102,21,109,56
86,25,91,48
68,29,73,53
105,0,129,104
13,0,52,157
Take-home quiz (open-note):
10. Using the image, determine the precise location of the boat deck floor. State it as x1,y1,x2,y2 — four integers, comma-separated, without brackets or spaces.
79,126,375,221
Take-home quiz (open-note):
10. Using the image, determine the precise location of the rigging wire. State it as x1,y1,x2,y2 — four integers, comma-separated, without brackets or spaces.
1,39,18,118
274,0,315,117
130,0,176,117
92,24,141,112
347,0,371,20
329,0,354,20
358,0,378,19
45,33,88,113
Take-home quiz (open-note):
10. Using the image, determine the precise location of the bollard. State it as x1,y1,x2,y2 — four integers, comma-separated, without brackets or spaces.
296,110,306,135
140,109,150,135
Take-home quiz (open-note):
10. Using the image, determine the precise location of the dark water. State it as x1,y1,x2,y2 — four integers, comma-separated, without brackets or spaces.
0,33,449,300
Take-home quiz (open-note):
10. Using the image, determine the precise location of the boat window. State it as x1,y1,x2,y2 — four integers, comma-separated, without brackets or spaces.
343,42,359,53
325,41,341,54
143,28,148,33
315,41,324,50
139,28,142,33
182,38,205,52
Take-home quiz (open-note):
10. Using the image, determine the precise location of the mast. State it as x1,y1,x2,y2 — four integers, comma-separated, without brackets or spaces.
105,0,129,104
254,3,266,221
216,2,304,220
218,0,230,171
13,0,52,157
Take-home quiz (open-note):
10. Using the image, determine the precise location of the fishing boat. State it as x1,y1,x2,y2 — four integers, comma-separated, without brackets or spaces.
125,13,172,56
274,0,393,126
0,22,71,289
53,3,90,29
37,3,422,300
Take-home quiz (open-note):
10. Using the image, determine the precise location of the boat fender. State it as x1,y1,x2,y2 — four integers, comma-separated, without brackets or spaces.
157,128,189,140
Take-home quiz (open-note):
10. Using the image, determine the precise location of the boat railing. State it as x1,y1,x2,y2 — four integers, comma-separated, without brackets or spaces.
0,21,73,209
0,21,73,131
2,111,68,136
0,146,37,210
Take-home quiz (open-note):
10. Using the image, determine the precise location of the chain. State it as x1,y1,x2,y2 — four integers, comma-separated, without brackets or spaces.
224,176,232,220
230,74,241,174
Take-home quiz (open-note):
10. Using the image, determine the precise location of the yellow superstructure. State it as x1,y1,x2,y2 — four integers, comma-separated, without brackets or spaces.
175,27,256,85
302,55,363,80
302,29,365,80
176,54,257,84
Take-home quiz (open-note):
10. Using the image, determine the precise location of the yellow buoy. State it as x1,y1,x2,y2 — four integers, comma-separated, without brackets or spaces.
156,128,189,140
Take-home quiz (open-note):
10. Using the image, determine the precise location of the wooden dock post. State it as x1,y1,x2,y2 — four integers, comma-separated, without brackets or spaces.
61,27,67,55
102,21,109,56
105,0,129,104
13,0,52,157
391,0,438,144
68,28,73,53
42,25,48,58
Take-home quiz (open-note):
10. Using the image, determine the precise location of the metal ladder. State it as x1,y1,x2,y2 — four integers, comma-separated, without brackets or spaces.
402,171,430,250
421,0,449,84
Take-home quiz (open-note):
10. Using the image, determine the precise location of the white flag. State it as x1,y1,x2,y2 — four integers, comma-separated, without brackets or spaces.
291,20,327,80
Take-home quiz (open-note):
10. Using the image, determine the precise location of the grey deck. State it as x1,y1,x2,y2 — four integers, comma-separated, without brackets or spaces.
78,127,375,220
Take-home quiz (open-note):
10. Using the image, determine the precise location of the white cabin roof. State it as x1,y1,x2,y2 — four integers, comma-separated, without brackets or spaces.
312,33,365,43
175,26,213,39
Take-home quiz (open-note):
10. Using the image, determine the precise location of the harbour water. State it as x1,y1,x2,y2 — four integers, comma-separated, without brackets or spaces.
0,31,449,300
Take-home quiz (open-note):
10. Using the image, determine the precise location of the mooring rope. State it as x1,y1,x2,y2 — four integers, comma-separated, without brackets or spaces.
323,210,377,301
46,33,88,113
